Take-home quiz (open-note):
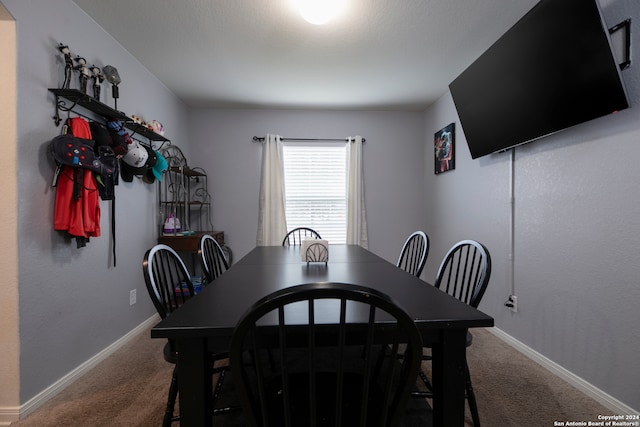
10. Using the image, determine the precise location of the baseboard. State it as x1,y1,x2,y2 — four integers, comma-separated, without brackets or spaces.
0,314,159,426
488,327,637,415
0,407,20,427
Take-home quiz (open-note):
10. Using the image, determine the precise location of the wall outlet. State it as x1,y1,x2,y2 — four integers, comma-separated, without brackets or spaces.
505,294,517,312
130,289,137,306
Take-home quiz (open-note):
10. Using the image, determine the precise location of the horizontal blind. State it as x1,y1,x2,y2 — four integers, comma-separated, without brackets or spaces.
283,144,347,244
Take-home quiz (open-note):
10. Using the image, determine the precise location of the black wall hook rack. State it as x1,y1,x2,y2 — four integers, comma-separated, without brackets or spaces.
48,88,170,144
49,88,128,126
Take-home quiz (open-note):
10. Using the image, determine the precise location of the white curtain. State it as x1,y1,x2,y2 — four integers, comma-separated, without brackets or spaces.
346,136,368,248
256,134,288,246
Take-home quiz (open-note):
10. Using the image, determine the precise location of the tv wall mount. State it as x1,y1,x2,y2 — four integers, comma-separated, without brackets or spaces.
609,18,631,70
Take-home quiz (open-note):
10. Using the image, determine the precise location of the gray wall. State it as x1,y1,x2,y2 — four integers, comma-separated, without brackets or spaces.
187,108,426,264
3,0,189,402
423,0,640,410
4,0,639,415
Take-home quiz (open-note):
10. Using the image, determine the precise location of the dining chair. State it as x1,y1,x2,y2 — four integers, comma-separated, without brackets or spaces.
396,231,429,277
412,239,491,427
229,282,424,427
199,233,229,284
143,244,237,426
282,227,321,246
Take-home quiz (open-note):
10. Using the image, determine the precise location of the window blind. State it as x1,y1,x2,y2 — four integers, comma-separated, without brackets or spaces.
283,144,347,244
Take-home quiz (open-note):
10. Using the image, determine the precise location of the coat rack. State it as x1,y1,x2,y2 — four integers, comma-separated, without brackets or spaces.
48,88,170,146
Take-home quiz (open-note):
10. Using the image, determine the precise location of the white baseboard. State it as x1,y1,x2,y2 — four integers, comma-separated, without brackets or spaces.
0,315,159,426
488,327,638,415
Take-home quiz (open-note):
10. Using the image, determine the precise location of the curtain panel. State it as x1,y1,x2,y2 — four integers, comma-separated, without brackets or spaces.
256,134,288,246
347,136,368,248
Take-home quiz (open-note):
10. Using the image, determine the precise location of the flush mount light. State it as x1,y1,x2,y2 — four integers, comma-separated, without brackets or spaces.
296,0,346,25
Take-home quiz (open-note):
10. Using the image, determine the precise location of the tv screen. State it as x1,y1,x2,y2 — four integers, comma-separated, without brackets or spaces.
449,0,630,159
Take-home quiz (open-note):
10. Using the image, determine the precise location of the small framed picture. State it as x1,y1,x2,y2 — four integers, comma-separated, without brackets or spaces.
434,123,455,174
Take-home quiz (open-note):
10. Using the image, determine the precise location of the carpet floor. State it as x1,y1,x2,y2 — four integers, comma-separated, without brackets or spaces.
10,327,610,426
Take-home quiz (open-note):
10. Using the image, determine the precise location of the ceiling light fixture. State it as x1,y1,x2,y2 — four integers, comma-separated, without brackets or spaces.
296,0,346,25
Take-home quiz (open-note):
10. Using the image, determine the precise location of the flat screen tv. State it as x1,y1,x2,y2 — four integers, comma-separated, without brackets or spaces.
449,0,630,159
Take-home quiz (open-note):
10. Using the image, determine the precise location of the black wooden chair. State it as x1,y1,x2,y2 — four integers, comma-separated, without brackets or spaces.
396,231,429,277
282,227,321,246
229,282,424,427
412,239,491,427
143,244,237,426
199,233,230,284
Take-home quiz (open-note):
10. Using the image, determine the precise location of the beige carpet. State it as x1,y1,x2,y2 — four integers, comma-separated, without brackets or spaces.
11,327,609,426
461,329,609,426
11,332,171,427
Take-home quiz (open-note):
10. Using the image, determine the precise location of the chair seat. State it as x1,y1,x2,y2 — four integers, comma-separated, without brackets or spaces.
264,372,377,425
163,342,177,364
260,370,431,426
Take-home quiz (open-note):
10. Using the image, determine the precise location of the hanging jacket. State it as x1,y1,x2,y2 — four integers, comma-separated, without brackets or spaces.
53,117,100,247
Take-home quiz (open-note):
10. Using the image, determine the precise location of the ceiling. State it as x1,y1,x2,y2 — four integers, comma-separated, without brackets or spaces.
72,0,539,111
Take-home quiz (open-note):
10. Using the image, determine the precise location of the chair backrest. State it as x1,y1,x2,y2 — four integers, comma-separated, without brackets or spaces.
229,282,423,427
282,227,322,246
434,240,491,308
199,234,229,284
143,244,194,319
396,231,429,277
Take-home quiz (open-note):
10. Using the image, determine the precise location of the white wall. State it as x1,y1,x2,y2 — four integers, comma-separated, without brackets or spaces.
423,0,640,411
187,109,426,265
2,0,190,406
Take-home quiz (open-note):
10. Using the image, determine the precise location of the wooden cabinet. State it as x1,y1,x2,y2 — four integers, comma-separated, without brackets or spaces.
157,231,224,252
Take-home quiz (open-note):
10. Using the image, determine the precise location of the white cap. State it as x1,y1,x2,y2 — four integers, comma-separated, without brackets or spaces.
122,141,148,167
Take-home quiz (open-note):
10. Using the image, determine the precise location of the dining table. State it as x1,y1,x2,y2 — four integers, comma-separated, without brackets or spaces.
151,244,494,426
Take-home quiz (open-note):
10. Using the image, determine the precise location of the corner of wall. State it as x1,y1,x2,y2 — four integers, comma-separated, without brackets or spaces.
0,7,20,425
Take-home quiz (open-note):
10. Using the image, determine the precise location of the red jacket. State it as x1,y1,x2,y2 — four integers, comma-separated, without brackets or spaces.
53,117,100,240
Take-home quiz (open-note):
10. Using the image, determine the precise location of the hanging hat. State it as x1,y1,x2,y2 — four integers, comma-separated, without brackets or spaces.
122,141,148,168
142,148,160,184
121,143,157,183
151,150,168,181
143,149,168,183
89,122,112,149
49,134,113,175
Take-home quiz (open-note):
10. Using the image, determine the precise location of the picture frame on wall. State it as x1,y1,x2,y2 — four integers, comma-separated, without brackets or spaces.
434,123,455,174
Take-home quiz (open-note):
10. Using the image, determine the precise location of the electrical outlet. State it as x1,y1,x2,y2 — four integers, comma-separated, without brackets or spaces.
505,295,517,312
130,289,137,306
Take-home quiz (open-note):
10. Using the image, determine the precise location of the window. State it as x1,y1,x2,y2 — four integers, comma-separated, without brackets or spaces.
282,143,347,244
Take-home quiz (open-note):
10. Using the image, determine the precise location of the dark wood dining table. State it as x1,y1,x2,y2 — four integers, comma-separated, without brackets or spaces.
151,244,494,426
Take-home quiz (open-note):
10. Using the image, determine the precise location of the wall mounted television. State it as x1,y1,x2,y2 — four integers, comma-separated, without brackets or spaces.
449,0,630,160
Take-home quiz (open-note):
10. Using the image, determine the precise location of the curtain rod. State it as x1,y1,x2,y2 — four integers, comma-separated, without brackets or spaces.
252,136,366,143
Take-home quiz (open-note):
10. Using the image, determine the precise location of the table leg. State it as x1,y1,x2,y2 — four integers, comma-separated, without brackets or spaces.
177,338,213,426
431,328,467,427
